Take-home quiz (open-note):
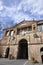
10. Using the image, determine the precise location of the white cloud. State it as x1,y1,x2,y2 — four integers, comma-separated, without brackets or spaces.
0,0,43,24
0,1,4,10
12,12,32,23
30,0,43,15
17,0,43,16
38,10,43,15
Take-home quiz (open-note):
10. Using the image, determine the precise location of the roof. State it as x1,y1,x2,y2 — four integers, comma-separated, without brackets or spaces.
3,19,43,31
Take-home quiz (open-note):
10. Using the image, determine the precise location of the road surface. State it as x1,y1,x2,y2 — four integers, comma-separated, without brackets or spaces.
0,58,43,65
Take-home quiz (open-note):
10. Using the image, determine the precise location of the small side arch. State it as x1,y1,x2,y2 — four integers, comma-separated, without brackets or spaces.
5,47,10,58
40,47,43,63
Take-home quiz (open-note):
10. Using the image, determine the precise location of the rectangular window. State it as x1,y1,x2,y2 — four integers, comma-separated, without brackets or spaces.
28,26,32,31
17,28,20,35
37,24,43,31
17,26,32,35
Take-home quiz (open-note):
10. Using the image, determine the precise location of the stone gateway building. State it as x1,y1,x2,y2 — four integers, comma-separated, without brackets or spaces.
0,20,43,63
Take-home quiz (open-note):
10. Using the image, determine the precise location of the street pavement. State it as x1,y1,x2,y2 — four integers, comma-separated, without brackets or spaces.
0,58,43,65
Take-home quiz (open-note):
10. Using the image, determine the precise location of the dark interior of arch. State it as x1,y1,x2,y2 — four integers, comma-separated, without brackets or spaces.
40,47,43,52
41,55,43,63
40,47,43,63
17,39,28,59
5,47,10,58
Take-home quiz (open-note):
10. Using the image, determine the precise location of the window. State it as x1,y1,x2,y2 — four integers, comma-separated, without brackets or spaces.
10,30,14,36
21,27,27,31
28,26,32,31
17,29,20,34
17,26,32,35
21,30,26,35
17,27,27,35
33,25,36,30
37,24,43,31
6,31,9,36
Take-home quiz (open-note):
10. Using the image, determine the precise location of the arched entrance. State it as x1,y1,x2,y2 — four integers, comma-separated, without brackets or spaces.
5,47,10,58
17,39,28,59
40,47,43,63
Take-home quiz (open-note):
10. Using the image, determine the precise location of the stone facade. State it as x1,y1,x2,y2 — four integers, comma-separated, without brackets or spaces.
0,20,43,63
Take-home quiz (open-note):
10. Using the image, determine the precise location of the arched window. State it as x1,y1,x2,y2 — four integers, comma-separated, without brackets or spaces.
10,30,14,36
6,31,9,36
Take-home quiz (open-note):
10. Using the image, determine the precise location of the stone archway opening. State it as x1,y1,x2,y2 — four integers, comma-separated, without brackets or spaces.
17,39,28,59
40,47,43,63
5,47,10,58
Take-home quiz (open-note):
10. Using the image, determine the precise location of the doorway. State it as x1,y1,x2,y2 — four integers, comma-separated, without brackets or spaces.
40,47,43,63
17,39,28,59
41,55,43,63
5,47,10,58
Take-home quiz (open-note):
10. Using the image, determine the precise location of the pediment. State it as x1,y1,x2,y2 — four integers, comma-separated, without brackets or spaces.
16,20,34,28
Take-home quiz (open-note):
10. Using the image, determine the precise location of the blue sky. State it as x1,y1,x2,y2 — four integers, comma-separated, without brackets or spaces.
0,0,43,38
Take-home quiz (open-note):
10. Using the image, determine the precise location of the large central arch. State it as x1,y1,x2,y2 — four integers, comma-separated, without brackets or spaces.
17,39,28,59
